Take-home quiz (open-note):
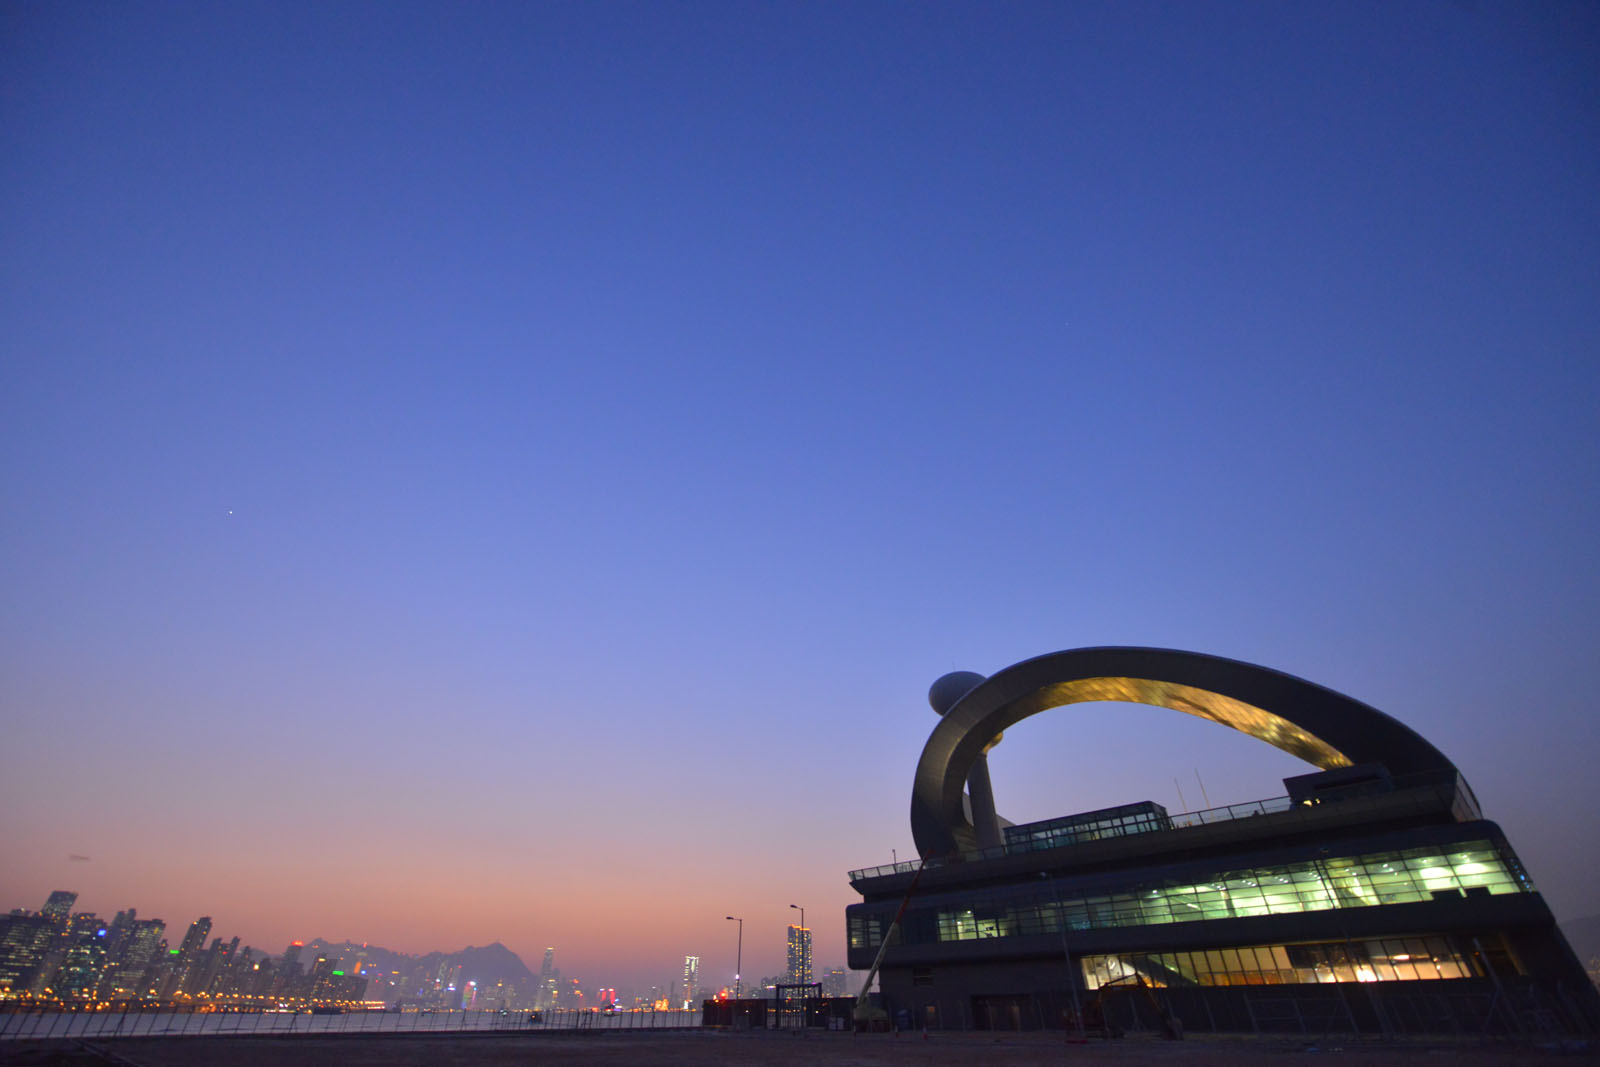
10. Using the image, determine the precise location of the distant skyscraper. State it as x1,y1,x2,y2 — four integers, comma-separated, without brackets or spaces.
140,943,177,998
0,914,58,993
218,944,252,996
104,909,137,966
537,947,558,1010
434,959,462,1007
785,925,812,987
40,891,77,926
196,936,238,994
100,913,165,998
184,937,224,995
309,954,338,1001
821,967,847,997
175,918,211,960
163,917,211,997
275,941,305,997
53,915,109,999
247,953,276,996
682,955,700,1008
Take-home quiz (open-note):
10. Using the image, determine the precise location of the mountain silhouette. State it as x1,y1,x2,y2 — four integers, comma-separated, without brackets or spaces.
417,942,538,988
297,938,537,995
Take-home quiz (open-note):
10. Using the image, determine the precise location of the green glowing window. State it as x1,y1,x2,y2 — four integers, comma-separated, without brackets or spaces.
914,838,1524,947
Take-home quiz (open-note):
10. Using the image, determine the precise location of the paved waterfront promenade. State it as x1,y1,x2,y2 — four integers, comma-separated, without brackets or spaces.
3,1030,1595,1066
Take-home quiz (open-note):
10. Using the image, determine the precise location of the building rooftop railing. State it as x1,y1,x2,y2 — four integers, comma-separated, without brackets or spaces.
847,770,1474,884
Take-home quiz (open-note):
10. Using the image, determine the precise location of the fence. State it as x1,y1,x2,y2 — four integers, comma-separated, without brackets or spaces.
848,774,1471,883
0,1006,702,1041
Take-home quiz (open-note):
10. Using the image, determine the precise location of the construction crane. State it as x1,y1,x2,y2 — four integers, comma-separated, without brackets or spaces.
852,858,930,1029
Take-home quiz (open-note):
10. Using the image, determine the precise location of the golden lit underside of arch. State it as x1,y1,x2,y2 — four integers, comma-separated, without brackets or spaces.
1034,677,1355,770
910,647,1456,859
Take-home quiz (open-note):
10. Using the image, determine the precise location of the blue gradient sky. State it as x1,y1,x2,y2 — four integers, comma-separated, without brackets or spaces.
3,2,1597,991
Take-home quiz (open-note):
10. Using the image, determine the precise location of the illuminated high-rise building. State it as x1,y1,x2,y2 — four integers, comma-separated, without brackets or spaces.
175,918,210,961
247,953,277,996
54,915,109,1000
104,909,137,965
40,891,77,926
536,947,558,1010
0,915,57,994
681,955,700,1008
100,913,165,998
126,920,166,987
785,925,812,987
309,954,337,1001
188,937,228,995
140,943,179,998
195,936,238,994
162,916,211,998
215,945,251,996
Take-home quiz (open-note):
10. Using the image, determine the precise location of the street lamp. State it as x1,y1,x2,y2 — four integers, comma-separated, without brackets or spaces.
725,916,743,999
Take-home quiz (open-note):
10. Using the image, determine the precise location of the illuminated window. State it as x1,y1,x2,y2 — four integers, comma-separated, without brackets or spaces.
1081,935,1496,990
890,838,1527,949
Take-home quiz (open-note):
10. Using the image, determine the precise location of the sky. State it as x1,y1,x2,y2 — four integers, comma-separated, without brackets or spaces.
2,1,1597,994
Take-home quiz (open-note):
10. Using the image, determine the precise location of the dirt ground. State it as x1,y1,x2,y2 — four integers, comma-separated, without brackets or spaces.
2,1031,1597,1067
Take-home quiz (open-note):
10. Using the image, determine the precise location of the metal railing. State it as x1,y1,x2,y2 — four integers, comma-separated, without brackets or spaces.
0,1006,702,1041
848,773,1470,883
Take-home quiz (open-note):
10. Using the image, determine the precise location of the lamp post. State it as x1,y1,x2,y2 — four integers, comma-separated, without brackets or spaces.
725,916,743,999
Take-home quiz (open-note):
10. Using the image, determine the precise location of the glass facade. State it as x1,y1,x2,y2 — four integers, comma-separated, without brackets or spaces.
1005,801,1172,852
1080,934,1482,989
848,839,1530,951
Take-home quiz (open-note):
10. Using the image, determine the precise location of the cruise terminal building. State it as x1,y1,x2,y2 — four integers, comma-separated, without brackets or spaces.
844,648,1599,1036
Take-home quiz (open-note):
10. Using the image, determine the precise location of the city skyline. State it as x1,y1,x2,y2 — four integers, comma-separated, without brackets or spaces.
1,886,845,1010
4,3,1597,994
3,886,842,1013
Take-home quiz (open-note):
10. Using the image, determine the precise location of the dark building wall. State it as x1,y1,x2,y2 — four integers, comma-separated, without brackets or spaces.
849,808,1599,1034
882,971,1598,1037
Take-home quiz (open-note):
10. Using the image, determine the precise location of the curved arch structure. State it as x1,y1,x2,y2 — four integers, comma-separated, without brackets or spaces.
911,647,1457,858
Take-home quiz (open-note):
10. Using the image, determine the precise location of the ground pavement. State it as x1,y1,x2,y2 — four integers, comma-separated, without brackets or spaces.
2,1030,1596,1066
